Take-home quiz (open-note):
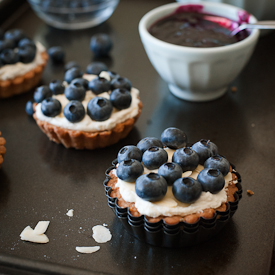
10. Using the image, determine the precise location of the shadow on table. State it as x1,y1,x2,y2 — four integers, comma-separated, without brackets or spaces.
145,81,248,164
36,126,141,180
0,170,10,208
108,216,239,275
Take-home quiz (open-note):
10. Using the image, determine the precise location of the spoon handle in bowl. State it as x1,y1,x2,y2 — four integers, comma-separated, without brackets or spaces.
231,21,275,35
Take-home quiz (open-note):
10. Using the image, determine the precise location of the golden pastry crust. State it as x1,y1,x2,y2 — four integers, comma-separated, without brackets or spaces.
33,101,143,150
0,132,6,168
107,167,239,225
0,51,48,99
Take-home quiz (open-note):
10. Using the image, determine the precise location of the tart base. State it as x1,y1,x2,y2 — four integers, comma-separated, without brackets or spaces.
0,51,48,99
33,101,143,150
0,132,6,168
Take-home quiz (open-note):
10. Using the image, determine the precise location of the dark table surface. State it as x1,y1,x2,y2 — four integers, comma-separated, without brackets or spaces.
0,0,275,274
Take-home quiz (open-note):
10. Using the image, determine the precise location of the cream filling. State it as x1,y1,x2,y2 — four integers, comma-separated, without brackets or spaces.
0,42,46,81
113,148,236,218
35,75,141,132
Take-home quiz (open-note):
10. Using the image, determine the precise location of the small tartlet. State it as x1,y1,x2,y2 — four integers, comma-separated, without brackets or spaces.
32,74,143,150
0,49,48,99
103,130,242,247
0,132,6,168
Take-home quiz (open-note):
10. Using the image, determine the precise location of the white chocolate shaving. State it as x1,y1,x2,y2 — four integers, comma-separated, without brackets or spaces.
76,246,100,254
33,221,50,235
20,225,49,244
66,209,74,217
92,225,112,243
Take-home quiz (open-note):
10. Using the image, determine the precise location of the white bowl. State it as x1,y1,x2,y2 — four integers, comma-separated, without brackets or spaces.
138,2,260,101
177,0,275,21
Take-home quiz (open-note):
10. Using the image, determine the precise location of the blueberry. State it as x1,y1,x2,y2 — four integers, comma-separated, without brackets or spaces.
204,155,230,176
33,85,52,103
86,62,108,75
87,97,113,121
111,77,132,91
49,80,65,95
135,173,167,202
64,61,80,72
25,100,34,116
161,127,187,149
0,49,19,64
137,137,163,154
71,78,89,90
18,38,36,49
64,82,86,101
69,0,82,8
110,88,132,110
117,145,142,163
18,46,36,63
4,29,26,44
41,97,62,117
172,177,202,203
90,33,113,56
41,0,54,8
63,100,85,123
64,67,83,84
80,0,90,8
158,162,183,186
88,76,111,95
197,168,225,194
117,159,144,182
48,46,65,63
192,139,213,165
142,146,168,170
172,147,199,172
0,39,16,52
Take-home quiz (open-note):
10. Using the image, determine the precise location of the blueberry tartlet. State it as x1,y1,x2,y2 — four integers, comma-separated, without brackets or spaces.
104,127,242,247
0,132,6,168
31,71,142,149
0,29,48,98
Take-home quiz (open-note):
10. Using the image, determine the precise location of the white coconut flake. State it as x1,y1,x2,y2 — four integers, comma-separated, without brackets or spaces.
92,225,112,243
33,221,50,235
76,246,100,254
66,209,74,217
20,226,49,244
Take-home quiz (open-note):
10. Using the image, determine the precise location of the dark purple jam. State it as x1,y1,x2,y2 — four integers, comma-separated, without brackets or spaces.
148,6,249,48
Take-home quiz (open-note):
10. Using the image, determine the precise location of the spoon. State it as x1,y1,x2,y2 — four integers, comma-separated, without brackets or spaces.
231,21,275,36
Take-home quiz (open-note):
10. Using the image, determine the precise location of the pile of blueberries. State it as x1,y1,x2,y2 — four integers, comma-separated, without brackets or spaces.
26,64,133,122
115,127,231,204
0,29,37,66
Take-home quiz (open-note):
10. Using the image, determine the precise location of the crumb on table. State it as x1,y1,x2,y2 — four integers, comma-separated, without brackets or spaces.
247,190,254,196
231,86,237,93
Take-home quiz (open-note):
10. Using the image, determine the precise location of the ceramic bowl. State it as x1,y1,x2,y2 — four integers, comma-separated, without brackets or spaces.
138,2,260,101
177,0,275,20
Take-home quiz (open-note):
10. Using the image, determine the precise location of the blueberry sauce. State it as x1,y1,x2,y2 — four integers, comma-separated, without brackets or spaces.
148,5,250,48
